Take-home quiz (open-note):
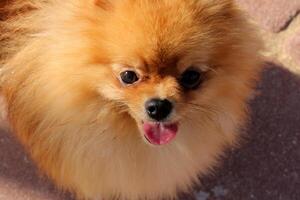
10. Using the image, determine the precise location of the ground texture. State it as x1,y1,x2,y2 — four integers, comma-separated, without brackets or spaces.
0,0,300,200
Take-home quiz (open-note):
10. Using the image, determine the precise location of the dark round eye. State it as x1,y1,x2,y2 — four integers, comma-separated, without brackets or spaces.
179,69,203,89
120,71,139,85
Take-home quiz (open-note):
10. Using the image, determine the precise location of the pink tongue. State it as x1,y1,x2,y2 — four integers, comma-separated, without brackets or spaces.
143,122,178,145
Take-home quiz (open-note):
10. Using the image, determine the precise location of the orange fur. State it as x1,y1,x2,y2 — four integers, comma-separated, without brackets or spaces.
0,0,262,199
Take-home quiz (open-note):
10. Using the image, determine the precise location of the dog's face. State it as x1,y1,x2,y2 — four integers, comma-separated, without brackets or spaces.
72,0,258,146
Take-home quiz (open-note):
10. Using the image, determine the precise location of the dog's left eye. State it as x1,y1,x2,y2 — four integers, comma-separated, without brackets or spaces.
120,71,139,85
179,68,203,90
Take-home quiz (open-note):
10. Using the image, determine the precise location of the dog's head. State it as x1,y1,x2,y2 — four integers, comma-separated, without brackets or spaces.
22,0,260,146
74,0,260,146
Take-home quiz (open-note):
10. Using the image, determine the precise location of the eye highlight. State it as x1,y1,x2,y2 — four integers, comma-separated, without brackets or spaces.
179,68,203,90
120,71,139,85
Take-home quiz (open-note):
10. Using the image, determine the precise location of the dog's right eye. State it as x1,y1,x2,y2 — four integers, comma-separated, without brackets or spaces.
120,71,139,85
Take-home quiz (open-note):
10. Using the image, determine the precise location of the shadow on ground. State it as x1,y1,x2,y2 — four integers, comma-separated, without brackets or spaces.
0,63,299,200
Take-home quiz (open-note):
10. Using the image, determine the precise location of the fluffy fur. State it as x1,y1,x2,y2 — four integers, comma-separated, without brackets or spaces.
0,0,262,199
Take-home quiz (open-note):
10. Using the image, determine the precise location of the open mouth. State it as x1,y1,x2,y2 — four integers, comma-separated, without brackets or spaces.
142,122,178,145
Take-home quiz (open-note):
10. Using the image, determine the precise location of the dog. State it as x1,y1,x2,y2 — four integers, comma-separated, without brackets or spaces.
0,0,262,199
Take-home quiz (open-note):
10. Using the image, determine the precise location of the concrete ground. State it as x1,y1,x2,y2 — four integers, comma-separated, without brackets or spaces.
0,0,299,200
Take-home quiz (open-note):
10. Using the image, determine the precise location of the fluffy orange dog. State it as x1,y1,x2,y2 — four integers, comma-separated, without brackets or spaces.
0,0,262,199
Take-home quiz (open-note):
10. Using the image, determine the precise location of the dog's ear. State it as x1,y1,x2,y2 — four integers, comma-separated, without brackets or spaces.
93,0,114,10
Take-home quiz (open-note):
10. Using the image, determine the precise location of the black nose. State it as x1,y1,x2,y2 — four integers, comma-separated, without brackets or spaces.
145,99,173,121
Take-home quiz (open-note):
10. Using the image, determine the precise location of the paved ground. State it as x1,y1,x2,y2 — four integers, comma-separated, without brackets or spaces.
0,0,300,200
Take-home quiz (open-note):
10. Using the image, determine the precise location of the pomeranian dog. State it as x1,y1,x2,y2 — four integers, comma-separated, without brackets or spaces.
0,0,262,199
